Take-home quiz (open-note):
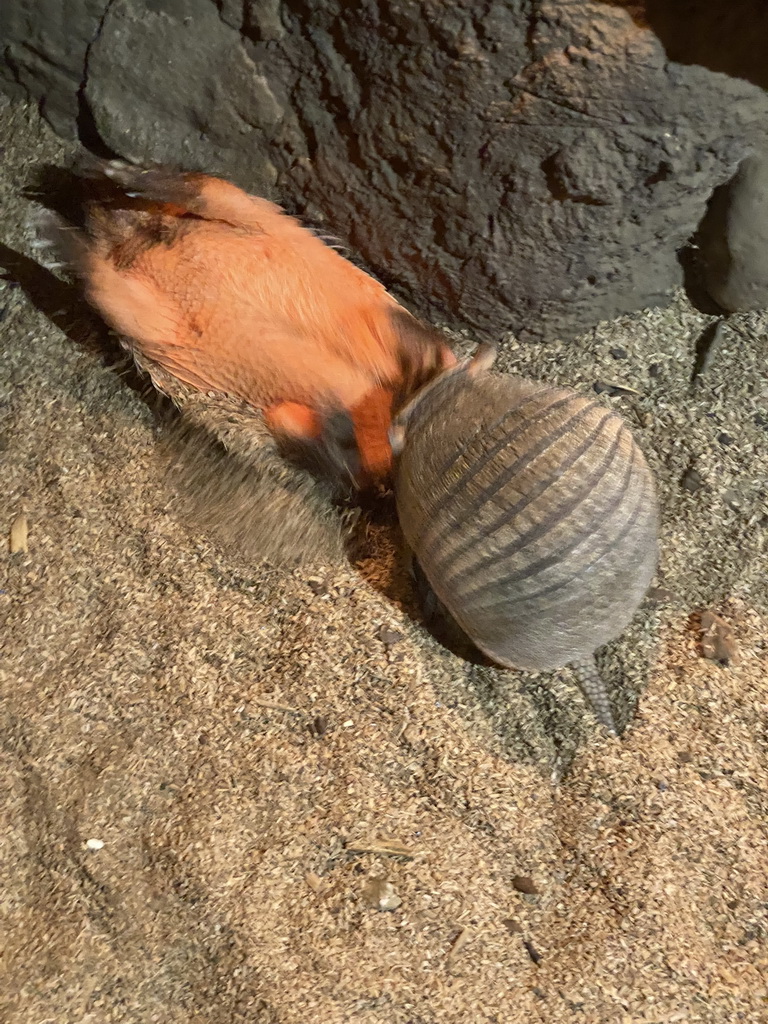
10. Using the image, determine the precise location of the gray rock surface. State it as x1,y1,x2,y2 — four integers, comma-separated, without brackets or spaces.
85,0,284,192
0,0,102,138
698,151,768,312
2,0,768,340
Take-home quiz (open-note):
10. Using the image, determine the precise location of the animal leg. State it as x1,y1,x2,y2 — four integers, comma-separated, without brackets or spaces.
410,554,441,623
266,402,362,491
347,387,397,482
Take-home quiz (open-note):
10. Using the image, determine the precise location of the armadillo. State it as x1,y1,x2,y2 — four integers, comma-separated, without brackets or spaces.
34,158,455,490
390,345,660,735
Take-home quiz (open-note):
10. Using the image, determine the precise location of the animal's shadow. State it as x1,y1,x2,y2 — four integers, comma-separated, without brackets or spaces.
348,490,488,663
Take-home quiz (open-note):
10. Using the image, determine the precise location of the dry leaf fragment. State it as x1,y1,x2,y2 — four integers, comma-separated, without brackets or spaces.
447,926,472,964
9,513,28,554
305,871,325,893
593,380,641,397
700,610,741,667
347,839,414,859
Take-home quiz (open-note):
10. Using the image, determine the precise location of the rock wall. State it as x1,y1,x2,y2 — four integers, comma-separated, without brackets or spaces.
2,0,767,340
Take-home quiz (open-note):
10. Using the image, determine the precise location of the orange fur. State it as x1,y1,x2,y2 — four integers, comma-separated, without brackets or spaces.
263,402,323,439
72,168,456,483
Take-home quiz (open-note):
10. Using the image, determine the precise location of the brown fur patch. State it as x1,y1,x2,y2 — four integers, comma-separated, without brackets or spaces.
105,212,188,271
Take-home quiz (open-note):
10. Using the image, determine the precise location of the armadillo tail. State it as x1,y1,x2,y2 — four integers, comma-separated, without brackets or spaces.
571,658,619,736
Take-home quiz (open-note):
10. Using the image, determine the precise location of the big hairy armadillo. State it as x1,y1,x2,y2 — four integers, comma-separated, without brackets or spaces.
34,158,455,491
390,346,660,735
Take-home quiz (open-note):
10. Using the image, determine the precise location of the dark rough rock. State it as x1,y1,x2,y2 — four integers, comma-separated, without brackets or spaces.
0,0,103,138
2,0,768,341
85,0,284,191
697,151,768,312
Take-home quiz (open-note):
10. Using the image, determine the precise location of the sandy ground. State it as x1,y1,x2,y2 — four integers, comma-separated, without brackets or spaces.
1,96,767,1024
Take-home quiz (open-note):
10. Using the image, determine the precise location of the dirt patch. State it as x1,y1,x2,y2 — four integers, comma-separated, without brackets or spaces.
1,96,767,1024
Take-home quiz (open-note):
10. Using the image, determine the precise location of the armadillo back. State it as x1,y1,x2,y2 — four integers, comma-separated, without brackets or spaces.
395,370,659,672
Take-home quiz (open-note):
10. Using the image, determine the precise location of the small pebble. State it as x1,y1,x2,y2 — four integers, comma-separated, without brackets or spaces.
503,918,524,935
362,878,402,911
512,875,539,895
308,716,328,738
717,432,734,446
378,626,404,647
681,467,705,493
700,609,741,666
85,838,104,851
609,346,628,359
648,362,662,378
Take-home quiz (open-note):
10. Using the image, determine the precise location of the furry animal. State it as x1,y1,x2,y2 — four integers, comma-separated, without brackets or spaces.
37,159,456,489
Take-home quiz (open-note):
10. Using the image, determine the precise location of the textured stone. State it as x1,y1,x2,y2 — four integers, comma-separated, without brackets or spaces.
698,151,768,312
85,0,283,191
0,0,102,138
2,0,768,340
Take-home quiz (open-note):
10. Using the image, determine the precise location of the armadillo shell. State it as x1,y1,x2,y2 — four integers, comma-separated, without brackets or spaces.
395,370,659,672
